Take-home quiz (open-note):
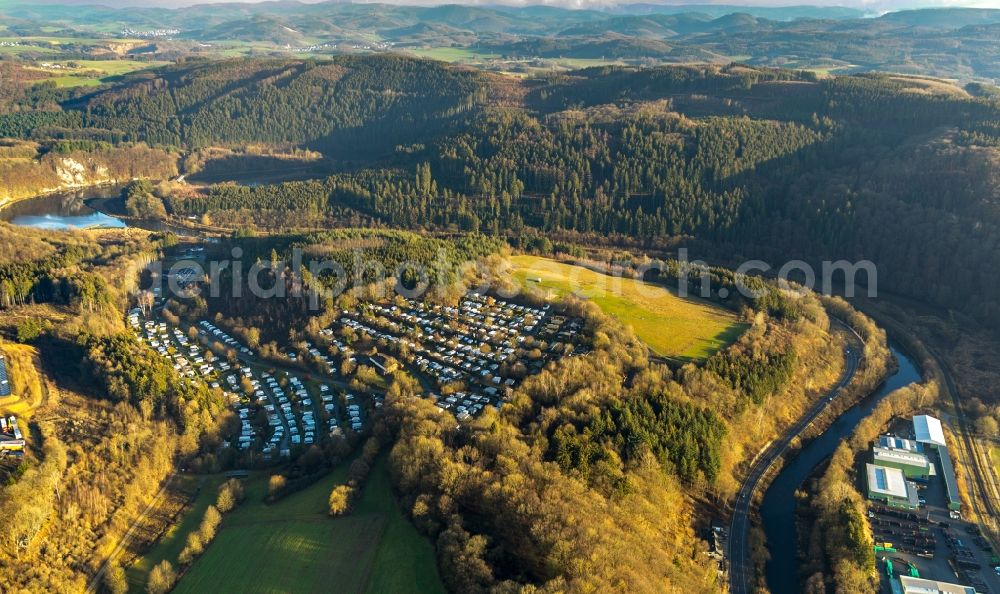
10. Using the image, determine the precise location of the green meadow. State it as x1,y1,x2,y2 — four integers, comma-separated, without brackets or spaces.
168,458,443,594
27,59,169,87
511,255,746,361
406,47,499,63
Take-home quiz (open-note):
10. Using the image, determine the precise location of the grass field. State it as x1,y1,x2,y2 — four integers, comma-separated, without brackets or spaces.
538,57,626,69
172,458,444,594
801,64,857,75
0,44,59,56
0,36,144,45
0,341,46,419
405,47,627,71
127,475,225,591
406,47,499,63
25,59,169,87
510,255,746,361
67,59,168,76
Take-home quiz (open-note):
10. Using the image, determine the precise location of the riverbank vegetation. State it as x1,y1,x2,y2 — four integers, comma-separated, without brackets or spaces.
801,378,941,592
799,326,940,593
0,141,177,207
804,296,896,427
380,258,869,591
736,295,894,592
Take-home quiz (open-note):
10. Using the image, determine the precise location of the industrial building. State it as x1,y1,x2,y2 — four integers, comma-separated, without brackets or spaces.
873,446,935,480
914,415,947,448
0,415,25,458
908,414,961,512
880,435,924,453
0,353,10,397
936,447,962,512
866,463,920,509
898,575,976,594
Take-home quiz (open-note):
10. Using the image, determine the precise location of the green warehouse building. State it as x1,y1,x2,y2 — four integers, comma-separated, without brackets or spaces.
872,447,935,480
866,463,920,509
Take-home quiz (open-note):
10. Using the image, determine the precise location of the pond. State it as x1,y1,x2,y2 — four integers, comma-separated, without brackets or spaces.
0,187,127,230
1,187,202,236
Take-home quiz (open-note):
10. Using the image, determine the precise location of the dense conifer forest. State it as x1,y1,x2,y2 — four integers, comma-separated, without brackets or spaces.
18,57,989,330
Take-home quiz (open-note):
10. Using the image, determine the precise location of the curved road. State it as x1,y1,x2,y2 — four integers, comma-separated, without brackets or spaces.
728,326,862,594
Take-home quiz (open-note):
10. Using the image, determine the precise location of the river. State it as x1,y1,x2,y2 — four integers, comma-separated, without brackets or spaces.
762,345,921,594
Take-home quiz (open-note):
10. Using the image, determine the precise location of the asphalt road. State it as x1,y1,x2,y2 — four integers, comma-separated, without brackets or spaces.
728,329,862,594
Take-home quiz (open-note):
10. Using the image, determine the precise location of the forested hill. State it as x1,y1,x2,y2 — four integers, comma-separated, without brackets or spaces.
7,57,1000,329
446,69,1000,328
56,56,491,156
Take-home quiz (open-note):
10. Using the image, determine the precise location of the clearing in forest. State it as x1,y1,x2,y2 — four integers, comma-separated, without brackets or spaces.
169,457,444,594
510,255,746,361
0,341,47,418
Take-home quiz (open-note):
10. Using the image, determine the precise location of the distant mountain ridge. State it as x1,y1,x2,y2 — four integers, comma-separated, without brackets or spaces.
7,3,1000,79
8,3,999,37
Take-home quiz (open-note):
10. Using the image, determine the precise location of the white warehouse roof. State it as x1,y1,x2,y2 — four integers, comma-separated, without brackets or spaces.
879,435,922,452
873,447,933,472
867,463,908,499
899,576,976,594
913,415,946,447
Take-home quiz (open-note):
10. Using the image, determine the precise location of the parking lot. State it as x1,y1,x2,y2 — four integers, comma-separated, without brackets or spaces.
870,436,1000,593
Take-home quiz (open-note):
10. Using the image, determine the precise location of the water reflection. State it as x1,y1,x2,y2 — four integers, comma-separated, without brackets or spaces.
1,187,127,230
11,212,126,230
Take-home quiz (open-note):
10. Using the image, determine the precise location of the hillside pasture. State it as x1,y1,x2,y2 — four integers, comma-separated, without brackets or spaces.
126,475,226,591
24,59,169,87
172,458,443,594
510,255,746,361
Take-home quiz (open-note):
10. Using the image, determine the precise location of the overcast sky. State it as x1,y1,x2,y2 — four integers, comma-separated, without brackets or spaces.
21,0,1000,11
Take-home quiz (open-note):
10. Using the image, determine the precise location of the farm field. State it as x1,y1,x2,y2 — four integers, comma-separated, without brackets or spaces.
64,59,168,76
0,44,59,56
406,47,499,63
26,59,169,87
394,48,627,73
536,57,626,69
127,475,226,591
173,458,444,594
0,36,140,44
510,255,746,361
